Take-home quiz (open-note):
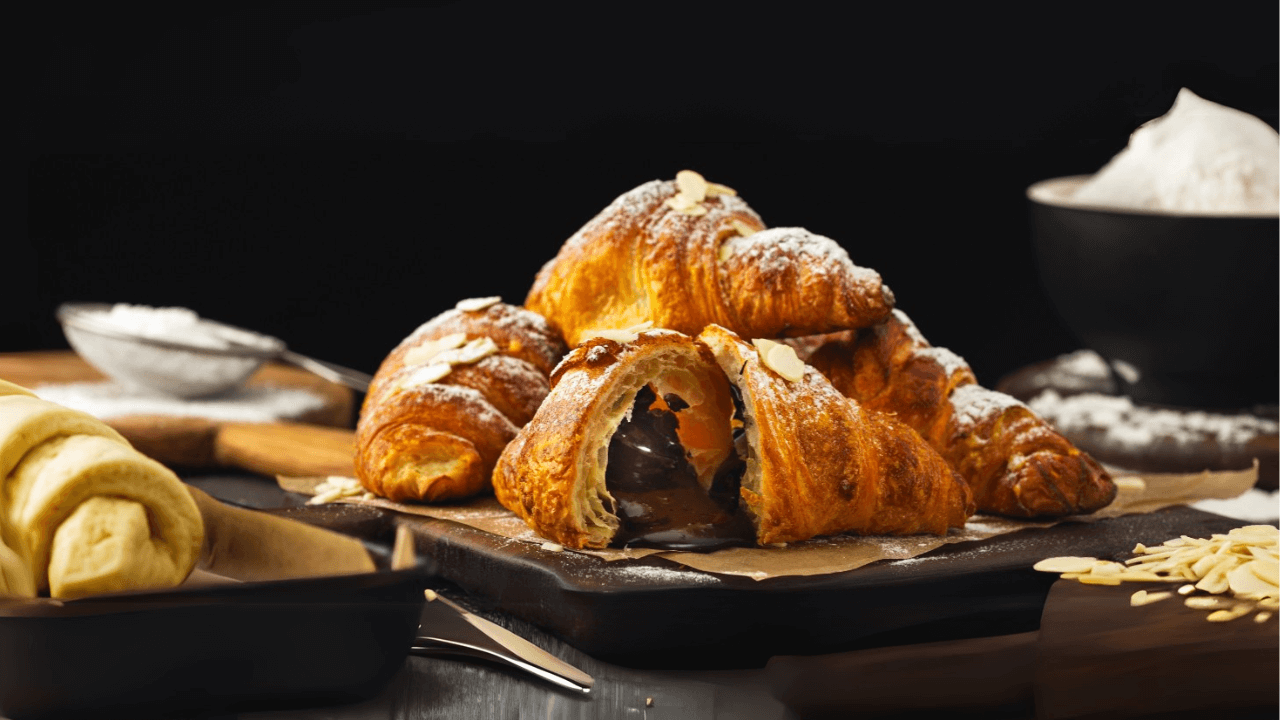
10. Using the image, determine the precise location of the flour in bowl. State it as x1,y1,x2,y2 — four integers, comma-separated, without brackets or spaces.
1071,88,1279,215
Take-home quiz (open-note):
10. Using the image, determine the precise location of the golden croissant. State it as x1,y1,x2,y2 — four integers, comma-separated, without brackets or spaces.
800,310,1116,518
0,381,204,599
355,300,568,502
525,172,896,346
492,325,972,550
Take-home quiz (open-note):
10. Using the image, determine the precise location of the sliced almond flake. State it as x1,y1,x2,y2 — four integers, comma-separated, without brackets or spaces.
765,344,805,382
309,489,344,505
752,338,780,357
1078,575,1123,586
1255,611,1273,623
730,219,757,237
1259,598,1280,611
749,338,805,382
400,363,452,389
1185,596,1231,609
455,296,502,312
1195,574,1231,595
1177,584,1196,595
675,170,709,202
705,182,737,197
1117,571,1179,582
1191,552,1223,577
666,193,700,212
437,336,499,366
1131,590,1172,606
1229,525,1279,540
678,203,708,217
540,542,564,552
1033,556,1099,574
1091,561,1126,576
403,333,468,366
588,321,654,345
1228,563,1278,599
1249,556,1279,586
1114,477,1146,492
1207,604,1253,622
718,241,736,263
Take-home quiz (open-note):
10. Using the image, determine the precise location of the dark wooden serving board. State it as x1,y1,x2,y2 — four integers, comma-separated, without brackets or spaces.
243,479,1249,669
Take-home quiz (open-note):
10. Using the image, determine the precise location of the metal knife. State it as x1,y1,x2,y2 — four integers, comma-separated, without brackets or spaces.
391,524,593,694
412,589,595,694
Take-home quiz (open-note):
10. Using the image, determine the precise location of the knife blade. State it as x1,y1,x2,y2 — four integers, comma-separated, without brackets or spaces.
391,524,592,693
412,589,594,694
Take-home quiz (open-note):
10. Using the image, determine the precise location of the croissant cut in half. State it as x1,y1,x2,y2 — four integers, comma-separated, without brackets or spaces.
356,300,569,502
492,325,973,550
800,310,1116,518
525,174,896,346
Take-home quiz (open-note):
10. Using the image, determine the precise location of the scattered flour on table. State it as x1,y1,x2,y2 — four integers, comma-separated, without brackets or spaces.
1028,389,1278,449
1191,489,1280,524
594,564,723,585
34,381,327,422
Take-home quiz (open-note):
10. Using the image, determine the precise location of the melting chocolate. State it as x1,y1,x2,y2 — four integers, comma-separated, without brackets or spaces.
606,385,753,551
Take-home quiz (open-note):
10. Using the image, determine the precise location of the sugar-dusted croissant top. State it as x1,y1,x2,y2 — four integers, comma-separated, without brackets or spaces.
525,174,896,346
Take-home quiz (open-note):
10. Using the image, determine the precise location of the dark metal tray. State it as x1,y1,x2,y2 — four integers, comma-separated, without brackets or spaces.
0,544,428,720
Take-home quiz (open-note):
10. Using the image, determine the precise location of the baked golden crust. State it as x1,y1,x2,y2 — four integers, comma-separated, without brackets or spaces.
698,325,972,543
524,177,895,346
492,327,972,549
355,302,568,502
802,310,1117,518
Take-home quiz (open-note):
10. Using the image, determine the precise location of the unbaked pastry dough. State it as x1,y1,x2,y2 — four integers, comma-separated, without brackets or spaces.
0,383,203,599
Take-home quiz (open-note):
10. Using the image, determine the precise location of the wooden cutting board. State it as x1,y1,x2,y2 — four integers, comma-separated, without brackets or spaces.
0,351,358,477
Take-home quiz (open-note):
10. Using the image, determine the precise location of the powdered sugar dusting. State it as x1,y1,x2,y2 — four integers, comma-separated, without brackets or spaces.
917,346,971,383
950,384,1027,431
1028,389,1279,449
892,309,929,346
394,382,520,435
722,227,869,282
558,180,675,256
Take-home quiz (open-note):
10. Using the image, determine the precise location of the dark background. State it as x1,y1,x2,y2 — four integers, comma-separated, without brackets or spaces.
15,3,1278,391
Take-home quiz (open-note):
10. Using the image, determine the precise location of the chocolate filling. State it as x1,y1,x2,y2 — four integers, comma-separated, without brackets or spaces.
606,384,753,551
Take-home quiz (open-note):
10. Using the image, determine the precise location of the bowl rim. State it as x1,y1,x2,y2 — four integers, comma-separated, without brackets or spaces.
1026,175,1280,220
56,302,286,360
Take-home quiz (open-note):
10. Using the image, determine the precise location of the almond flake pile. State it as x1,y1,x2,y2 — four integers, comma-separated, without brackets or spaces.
665,170,736,216
309,475,376,505
1034,525,1279,622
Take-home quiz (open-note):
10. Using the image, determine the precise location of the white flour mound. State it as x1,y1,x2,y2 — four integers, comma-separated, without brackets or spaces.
1072,88,1279,215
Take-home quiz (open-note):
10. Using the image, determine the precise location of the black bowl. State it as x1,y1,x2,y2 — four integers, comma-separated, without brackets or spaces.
1028,175,1278,410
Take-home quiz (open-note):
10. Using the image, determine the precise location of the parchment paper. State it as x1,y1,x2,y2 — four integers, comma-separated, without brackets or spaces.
278,463,1259,580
